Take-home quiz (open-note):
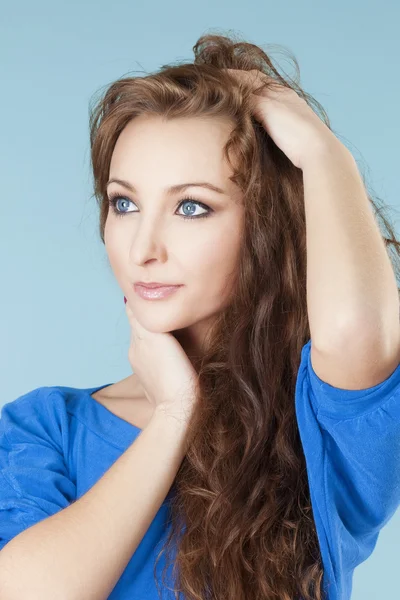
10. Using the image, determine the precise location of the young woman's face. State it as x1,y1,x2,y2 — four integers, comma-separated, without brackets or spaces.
104,114,244,337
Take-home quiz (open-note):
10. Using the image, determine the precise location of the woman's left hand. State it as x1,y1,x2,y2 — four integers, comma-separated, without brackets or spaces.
225,68,342,170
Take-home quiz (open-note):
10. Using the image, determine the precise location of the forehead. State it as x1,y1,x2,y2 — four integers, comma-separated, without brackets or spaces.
109,115,236,186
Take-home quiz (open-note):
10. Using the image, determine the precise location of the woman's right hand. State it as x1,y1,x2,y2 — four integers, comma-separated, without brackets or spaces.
125,300,200,426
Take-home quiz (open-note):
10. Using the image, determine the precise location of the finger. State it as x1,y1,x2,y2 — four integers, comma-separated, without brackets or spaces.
126,309,148,341
125,301,136,324
125,302,139,334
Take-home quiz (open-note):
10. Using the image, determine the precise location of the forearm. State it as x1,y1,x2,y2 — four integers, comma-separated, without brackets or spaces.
0,407,189,600
302,139,398,351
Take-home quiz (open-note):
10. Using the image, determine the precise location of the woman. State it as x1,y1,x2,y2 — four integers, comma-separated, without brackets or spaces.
0,32,399,600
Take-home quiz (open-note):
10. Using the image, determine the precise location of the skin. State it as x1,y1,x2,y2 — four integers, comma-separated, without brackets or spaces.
103,114,244,403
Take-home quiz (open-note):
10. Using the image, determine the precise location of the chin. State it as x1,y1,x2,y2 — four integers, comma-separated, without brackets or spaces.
135,312,191,335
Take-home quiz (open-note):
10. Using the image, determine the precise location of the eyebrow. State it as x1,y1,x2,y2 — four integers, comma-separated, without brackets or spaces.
106,178,226,196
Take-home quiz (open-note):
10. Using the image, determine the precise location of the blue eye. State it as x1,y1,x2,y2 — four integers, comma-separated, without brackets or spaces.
178,199,209,219
107,194,212,221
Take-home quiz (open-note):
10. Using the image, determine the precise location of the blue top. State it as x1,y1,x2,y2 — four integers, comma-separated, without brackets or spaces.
1,339,399,600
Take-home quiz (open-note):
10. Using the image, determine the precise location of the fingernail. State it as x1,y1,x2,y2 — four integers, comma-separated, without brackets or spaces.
124,296,127,304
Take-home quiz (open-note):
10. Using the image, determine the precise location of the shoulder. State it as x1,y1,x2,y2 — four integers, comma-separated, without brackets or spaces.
0,386,73,448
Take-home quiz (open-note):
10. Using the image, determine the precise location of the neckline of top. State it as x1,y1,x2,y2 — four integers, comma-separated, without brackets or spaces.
87,383,143,430
81,383,143,442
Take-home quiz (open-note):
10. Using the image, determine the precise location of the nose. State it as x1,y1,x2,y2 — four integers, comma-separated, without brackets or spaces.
129,218,168,266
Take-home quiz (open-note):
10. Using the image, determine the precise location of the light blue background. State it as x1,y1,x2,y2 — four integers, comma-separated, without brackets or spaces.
1,2,399,598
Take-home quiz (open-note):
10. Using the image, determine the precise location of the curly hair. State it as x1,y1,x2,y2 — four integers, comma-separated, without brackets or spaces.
88,31,400,600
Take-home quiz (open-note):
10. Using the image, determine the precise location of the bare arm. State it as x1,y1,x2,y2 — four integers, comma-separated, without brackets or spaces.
0,407,189,600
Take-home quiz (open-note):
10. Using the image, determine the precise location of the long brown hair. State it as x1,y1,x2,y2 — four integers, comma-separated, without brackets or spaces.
89,31,400,600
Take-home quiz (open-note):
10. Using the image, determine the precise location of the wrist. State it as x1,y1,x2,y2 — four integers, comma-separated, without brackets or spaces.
300,134,352,172
152,403,193,430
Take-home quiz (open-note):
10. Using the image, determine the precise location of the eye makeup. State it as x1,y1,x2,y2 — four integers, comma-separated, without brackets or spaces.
107,192,213,221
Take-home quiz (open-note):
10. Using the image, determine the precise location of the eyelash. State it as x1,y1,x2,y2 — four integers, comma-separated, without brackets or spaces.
107,192,213,221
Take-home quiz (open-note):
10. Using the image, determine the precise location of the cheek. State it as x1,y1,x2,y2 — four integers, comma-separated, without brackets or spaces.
191,228,241,297
104,223,128,276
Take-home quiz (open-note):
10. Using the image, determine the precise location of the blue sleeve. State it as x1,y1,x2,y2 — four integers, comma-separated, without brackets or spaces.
0,388,76,550
299,340,400,570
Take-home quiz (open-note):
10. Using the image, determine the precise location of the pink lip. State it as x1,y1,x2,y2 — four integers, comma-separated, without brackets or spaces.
135,282,180,289
133,283,183,300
